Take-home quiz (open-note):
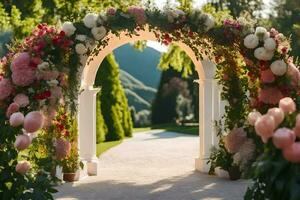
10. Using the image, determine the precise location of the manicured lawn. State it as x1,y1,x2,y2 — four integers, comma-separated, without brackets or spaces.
133,123,199,136
96,140,122,156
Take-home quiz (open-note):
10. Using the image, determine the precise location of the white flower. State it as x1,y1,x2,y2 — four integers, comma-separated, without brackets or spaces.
61,22,76,36
37,62,50,71
75,43,88,55
254,47,274,61
75,34,87,42
270,60,287,76
47,80,59,87
83,13,98,28
264,38,277,51
203,14,215,31
91,26,107,41
85,40,95,51
98,13,107,25
244,34,259,49
166,10,177,23
255,26,268,41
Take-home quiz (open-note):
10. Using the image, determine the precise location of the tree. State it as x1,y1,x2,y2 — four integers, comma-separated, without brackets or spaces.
96,93,107,143
95,54,133,141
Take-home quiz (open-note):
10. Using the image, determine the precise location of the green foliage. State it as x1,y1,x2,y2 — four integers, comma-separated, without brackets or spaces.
95,54,133,141
96,93,108,143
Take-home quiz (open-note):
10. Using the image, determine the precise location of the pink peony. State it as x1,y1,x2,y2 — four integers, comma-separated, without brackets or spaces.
247,110,262,126
294,114,300,137
14,93,29,107
258,87,284,105
267,107,284,127
0,78,14,100
128,6,146,25
287,63,300,87
255,114,275,143
283,142,300,163
273,128,295,149
12,69,36,87
279,97,296,114
10,112,24,127
55,138,71,160
10,52,31,72
224,127,247,153
24,111,44,133
6,102,20,118
14,134,31,151
261,69,275,83
15,160,31,174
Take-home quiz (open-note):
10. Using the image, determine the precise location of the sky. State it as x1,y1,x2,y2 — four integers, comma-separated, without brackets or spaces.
147,0,273,52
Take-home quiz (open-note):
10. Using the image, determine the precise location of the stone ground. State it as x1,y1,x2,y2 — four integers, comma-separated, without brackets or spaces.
54,130,249,200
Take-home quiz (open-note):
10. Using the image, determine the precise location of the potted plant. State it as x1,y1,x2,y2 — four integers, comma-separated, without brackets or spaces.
62,144,83,182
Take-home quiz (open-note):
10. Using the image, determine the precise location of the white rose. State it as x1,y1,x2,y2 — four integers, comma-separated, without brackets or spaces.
254,47,274,61
83,13,98,28
75,43,88,55
255,26,268,41
264,38,277,51
75,34,87,42
270,60,287,76
61,22,76,36
244,34,259,49
47,80,59,87
203,14,215,31
37,62,50,71
91,26,107,41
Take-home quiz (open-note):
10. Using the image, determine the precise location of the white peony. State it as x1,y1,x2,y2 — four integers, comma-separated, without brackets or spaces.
270,60,287,76
255,26,270,41
37,62,50,71
204,14,215,31
61,22,76,36
75,43,88,55
75,34,87,42
264,38,277,51
83,13,98,28
244,34,259,49
254,47,274,61
47,80,59,87
91,26,107,41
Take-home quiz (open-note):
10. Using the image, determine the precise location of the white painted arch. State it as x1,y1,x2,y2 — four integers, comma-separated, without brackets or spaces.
77,27,224,177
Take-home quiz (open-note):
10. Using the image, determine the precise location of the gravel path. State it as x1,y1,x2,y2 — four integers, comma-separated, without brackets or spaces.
54,130,248,200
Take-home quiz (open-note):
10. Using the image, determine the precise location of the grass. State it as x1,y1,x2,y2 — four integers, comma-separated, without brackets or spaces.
97,123,199,156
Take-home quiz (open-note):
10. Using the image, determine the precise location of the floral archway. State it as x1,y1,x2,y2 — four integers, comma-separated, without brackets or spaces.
0,6,299,199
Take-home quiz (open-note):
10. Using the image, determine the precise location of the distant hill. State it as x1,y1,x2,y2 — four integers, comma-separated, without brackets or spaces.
114,44,162,88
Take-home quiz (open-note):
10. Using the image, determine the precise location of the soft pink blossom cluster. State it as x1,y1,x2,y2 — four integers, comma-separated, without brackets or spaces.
249,97,300,163
127,6,146,25
0,78,14,100
54,138,71,160
224,127,247,154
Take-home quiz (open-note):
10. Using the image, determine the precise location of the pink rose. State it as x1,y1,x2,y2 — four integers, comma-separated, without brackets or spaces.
14,93,29,107
261,69,275,83
0,78,13,100
287,63,300,87
15,160,31,174
10,52,31,72
273,128,295,149
258,87,284,105
279,97,296,114
6,102,20,118
55,138,71,160
24,111,44,133
12,69,36,87
14,134,31,151
10,112,24,127
283,142,300,163
255,114,275,143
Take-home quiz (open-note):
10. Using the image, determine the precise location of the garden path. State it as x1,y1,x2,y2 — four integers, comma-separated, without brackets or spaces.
55,130,248,200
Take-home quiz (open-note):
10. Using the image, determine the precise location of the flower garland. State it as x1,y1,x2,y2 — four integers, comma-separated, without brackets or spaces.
0,5,299,199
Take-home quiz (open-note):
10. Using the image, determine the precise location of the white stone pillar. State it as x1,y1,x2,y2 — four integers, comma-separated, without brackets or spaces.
78,86,100,176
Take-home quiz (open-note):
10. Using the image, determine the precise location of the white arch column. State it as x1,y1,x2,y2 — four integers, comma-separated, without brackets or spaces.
78,86,100,176
195,60,220,173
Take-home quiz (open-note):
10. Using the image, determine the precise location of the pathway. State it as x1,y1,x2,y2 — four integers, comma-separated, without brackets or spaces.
54,130,248,200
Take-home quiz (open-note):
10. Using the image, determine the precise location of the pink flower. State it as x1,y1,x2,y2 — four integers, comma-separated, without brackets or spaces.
273,128,295,149
267,107,284,127
14,134,31,151
6,102,20,118
283,142,300,163
10,52,31,72
107,8,116,16
55,138,71,160
12,69,36,87
279,97,296,114
128,6,146,25
24,111,44,133
261,69,275,83
38,70,59,81
294,114,300,137
15,160,31,174
224,127,247,153
50,86,62,99
258,87,284,105
247,110,262,126
287,63,300,87
14,94,29,107
0,78,13,100
10,112,24,127
255,114,275,143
